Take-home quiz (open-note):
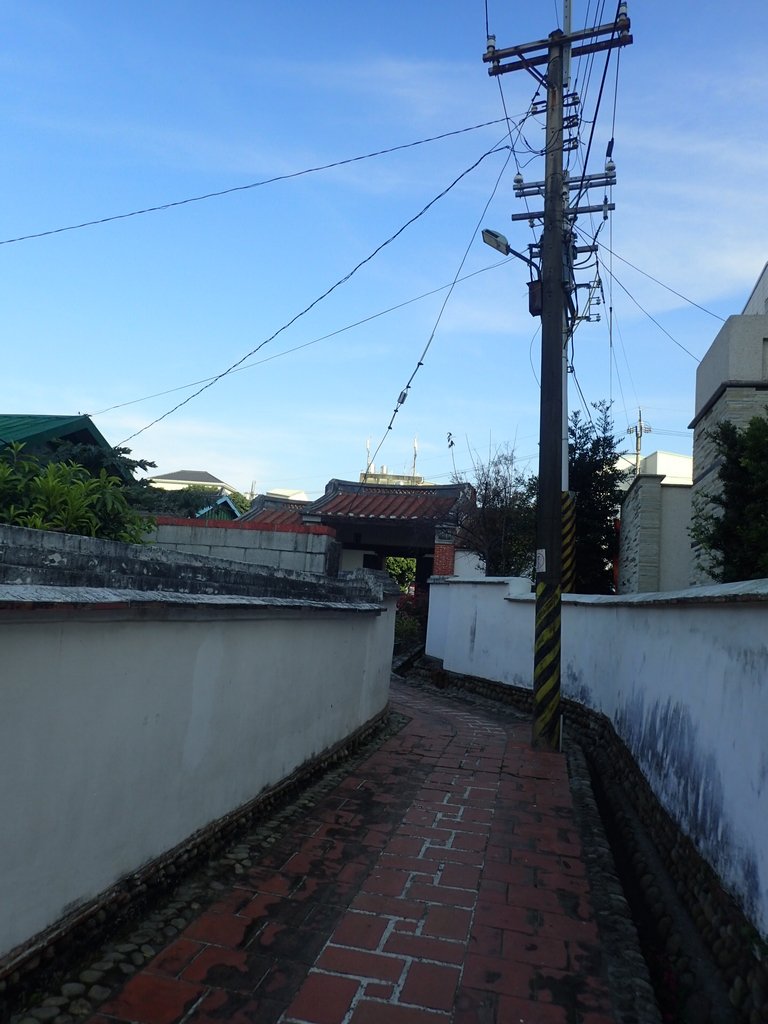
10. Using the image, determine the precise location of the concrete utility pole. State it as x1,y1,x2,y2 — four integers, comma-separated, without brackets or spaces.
483,7,633,751
628,408,651,475
533,32,567,751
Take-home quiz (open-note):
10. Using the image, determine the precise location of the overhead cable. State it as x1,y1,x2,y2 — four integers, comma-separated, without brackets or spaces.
90,258,513,417
0,119,507,247
364,144,515,478
598,243,726,321
118,144,510,446
602,265,700,362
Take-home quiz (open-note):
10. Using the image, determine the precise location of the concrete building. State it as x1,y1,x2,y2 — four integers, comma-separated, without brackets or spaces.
689,263,768,583
147,470,238,494
744,260,768,315
618,451,693,593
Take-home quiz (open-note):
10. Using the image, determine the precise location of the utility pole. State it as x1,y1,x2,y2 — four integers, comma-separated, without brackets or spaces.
483,7,632,751
531,31,567,751
628,408,651,475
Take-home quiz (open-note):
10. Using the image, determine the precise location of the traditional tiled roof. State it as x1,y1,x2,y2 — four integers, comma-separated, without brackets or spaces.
307,479,472,523
241,480,473,530
239,494,310,528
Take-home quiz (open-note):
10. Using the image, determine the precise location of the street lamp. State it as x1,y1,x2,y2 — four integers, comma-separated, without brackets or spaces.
482,227,512,255
483,229,542,317
482,229,538,272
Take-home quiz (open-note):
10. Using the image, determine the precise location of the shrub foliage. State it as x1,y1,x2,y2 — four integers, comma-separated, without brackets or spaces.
0,442,152,543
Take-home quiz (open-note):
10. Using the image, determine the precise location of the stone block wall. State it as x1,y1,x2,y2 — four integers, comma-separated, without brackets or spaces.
152,517,340,577
619,475,663,592
657,484,692,590
619,476,692,593
0,523,376,604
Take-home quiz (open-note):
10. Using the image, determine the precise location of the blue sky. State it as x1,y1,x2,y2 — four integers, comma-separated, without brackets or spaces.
2,1,766,496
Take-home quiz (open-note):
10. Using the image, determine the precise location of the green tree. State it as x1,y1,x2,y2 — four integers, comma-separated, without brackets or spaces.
140,486,248,518
39,438,156,483
456,446,537,577
690,413,768,582
0,443,152,542
385,556,417,592
34,439,251,518
568,401,628,594
228,490,251,515
455,405,625,587
35,437,165,513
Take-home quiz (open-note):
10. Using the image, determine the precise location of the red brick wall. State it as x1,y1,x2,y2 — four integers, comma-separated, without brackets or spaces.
433,542,455,576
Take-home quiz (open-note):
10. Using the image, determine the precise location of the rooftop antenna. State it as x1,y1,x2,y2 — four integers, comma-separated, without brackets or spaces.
411,437,418,478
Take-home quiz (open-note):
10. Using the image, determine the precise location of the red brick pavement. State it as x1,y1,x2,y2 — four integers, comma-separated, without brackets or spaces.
87,681,617,1024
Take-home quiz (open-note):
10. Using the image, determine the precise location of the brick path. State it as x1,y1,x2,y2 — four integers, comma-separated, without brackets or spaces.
86,681,618,1024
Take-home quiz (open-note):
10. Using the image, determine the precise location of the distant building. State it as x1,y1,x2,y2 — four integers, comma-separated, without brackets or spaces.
620,264,768,591
618,451,693,593
359,471,432,487
265,488,309,502
689,262,768,583
147,470,238,495
243,478,474,589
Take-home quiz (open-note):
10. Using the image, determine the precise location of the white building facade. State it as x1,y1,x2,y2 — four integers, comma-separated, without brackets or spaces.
689,265,768,583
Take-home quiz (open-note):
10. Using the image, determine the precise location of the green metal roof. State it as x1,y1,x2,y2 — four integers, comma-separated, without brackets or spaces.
0,414,112,449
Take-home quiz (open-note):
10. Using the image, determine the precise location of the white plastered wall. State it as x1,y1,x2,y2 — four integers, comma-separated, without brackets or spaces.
427,577,768,939
0,590,394,959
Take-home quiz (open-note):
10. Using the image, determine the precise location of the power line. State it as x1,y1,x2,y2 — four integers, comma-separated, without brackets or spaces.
611,304,640,411
573,224,711,357
602,265,700,361
598,243,726,321
0,119,507,247
610,339,630,427
118,144,510,446
364,145,515,478
90,258,513,417
528,324,542,387
571,370,597,433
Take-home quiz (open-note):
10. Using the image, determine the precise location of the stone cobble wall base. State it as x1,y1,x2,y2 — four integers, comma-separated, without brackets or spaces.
0,707,390,1018
419,660,768,1024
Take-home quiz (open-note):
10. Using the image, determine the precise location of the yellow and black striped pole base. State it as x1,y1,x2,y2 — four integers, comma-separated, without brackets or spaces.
561,491,576,594
532,580,562,750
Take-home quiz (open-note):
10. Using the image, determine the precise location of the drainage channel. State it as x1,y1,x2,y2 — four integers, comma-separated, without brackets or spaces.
582,747,738,1024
